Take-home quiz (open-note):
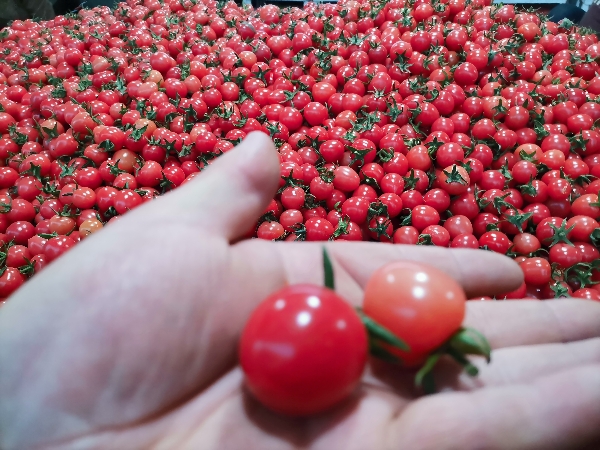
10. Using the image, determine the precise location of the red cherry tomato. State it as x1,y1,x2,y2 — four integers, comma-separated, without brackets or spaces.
239,284,367,416
0,267,26,298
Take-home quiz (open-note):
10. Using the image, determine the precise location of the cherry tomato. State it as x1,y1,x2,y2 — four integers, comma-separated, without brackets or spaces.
520,257,552,286
44,235,76,263
240,284,367,416
363,262,466,366
0,267,26,298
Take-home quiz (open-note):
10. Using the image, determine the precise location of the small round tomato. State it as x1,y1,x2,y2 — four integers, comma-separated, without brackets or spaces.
239,284,367,416
549,243,582,268
113,189,143,214
567,215,599,243
49,216,76,235
0,267,26,298
79,217,103,238
443,215,474,238
572,288,600,301
438,164,470,195
520,257,552,286
305,217,334,241
411,205,440,231
451,233,480,249
363,261,466,366
44,235,76,262
5,245,30,268
5,220,35,245
512,233,541,255
393,226,419,245
479,230,511,254
303,102,329,126
257,221,285,240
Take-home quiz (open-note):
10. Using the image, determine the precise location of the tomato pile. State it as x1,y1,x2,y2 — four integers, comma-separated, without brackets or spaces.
0,0,600,300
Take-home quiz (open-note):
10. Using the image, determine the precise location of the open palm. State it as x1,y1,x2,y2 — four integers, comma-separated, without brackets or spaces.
1,133,599,450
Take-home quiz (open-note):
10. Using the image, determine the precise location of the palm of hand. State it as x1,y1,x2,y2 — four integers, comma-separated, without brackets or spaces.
1,133,599,450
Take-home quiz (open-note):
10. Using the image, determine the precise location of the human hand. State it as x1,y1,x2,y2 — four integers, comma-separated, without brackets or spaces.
1,132,599,450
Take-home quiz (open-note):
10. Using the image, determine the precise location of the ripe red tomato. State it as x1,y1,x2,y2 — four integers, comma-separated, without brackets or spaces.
520,257,552,286
363,262,466,366
303,102,329,126
239,284,367,416
1,0,600,299
113,189,143,214
412,205,440,231
0,267,26,298
44,236,76,263
479,230,511,254
257,221,285,240
438,164,470,195
305,217,334,241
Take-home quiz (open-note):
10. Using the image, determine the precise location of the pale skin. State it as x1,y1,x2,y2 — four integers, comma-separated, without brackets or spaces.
0,132,599,450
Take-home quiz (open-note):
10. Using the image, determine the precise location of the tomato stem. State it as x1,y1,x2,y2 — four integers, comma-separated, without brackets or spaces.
322,247,335,290
415,353,441,394
449,327,492,362
415,327,492,395
356,308,410,352
369,340,401,364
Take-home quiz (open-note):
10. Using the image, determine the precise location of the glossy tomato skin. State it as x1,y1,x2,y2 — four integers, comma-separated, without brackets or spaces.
363,262,466,366
239,284,367,416
4,2,600,301
0,267,26,298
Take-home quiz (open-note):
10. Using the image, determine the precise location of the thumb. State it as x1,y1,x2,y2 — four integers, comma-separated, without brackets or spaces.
138,131,280,241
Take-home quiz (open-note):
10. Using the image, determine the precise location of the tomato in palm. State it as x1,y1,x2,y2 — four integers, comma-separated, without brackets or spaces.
239,284,367,416
363,261,466,366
